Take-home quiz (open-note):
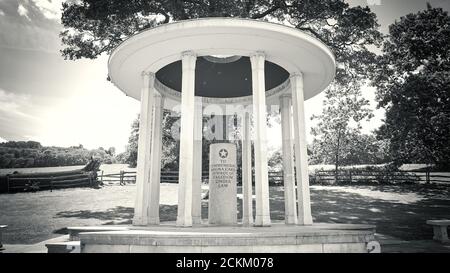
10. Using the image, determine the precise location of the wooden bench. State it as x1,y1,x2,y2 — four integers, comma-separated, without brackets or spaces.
426,220,450,243
0,225,7,250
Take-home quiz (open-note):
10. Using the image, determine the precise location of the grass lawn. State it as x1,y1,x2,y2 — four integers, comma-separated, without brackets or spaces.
0,183,449,244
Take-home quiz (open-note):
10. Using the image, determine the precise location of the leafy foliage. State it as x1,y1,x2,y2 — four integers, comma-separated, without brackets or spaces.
309,83,378,167
0,141,116,168
371,5,450,170
60,0,382,84
120,111,180,169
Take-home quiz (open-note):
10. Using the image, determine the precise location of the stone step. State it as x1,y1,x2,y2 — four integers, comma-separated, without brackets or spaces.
46,241,80,253
67,226,130,241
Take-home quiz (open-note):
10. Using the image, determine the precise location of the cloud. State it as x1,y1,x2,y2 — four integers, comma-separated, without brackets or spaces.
0,88,43,141
32,0,63,20
17,3,31,21
0,89,34,119
0,0,62,53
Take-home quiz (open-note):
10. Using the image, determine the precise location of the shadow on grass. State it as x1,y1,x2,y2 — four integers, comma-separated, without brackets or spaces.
308,186,450,241
54,204,179,232
53,185,450,241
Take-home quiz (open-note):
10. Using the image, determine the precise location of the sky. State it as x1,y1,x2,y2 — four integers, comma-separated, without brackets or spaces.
0,0,449,154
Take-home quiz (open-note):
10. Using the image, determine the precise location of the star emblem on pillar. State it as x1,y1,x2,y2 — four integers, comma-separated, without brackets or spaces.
219,149,228,159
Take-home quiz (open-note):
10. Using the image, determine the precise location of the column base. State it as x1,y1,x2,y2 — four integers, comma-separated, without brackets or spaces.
297,215,313,226
285,216,298,225
176,217,193,227
132,216,148,226
254,216,271,227
147,217,160,225
242,218,254,226
192,216,202,225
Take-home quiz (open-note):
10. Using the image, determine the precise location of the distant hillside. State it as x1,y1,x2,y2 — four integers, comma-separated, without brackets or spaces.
0,141,116,168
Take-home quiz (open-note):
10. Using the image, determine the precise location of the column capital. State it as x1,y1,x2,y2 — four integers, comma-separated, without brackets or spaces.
181,51,197,71
181,50,197,58
290,72,304,79
279,93,292,100
141,71,155,78
250,51,266,71
153,91,163,100
141,71,156,89
250,51,266,58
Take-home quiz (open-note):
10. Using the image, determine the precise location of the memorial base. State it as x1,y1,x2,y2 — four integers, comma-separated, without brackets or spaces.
77,222,378,253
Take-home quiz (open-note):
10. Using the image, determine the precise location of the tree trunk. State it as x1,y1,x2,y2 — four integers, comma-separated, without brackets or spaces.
335,130,342,183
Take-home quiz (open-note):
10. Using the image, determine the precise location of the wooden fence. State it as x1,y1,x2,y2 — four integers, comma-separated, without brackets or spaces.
313,169,450,185
98,170,285,185
2,170,96,193
4,168,446,193
98,169,447,186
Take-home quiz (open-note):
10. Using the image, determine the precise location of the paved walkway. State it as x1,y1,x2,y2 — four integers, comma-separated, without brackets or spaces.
1,235,69,253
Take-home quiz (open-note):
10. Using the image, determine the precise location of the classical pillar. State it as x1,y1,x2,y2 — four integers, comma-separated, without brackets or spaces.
290,73,313,225
148,93,164,225
250,52,271,227
242,111,254,225
176,51,197,227
280,94,298,224
133,71,155,226
192,96,203,224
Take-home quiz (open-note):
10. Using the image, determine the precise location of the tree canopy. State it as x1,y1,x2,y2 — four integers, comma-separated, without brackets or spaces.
309,83,383,168
0,141,116,168
371,5,450,170
60,0,382,84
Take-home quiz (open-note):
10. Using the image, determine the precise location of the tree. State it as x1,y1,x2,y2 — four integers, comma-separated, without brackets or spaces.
310,83,374,175
60,0,382,84
123,116,140,167
268,150,283,171
106,147,116,156
371,5,450,170
0,141,115,168
122,111,181,169
310,132,390,165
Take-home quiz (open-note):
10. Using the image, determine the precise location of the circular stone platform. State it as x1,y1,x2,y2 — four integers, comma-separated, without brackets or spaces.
79,223,376,253
108,18,335,105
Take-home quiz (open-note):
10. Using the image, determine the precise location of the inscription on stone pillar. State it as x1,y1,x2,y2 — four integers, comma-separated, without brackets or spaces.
208,143,237,225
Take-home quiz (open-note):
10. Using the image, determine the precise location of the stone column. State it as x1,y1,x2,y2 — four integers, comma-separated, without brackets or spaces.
242,111,254,225
280,94,298,224
290,73,313,225
250,52,271,227
176,51,197,227
192,96,203,225
133,72,155,226
148,93,164,225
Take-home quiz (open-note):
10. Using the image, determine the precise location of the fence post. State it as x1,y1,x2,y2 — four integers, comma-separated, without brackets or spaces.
100,170,104,185
50,176,53,192
120,171,124,185
426,168,430,184
6,175,10,194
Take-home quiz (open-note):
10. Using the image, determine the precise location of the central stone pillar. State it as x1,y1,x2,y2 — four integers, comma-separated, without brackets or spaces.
250,52,271,227
208,143,238,225
176,51,197,227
